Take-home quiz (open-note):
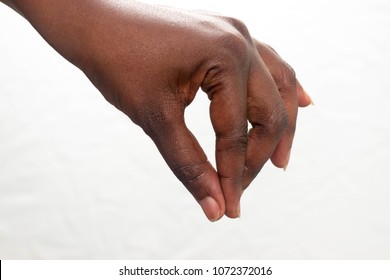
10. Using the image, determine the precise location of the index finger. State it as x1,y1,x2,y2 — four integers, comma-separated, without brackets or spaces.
202,65,248,218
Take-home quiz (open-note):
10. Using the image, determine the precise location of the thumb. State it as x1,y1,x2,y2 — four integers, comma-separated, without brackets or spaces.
139,106,225,222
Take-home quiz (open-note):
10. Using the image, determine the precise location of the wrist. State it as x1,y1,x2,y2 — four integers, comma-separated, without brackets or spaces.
1,0,23,15
7,0,97,69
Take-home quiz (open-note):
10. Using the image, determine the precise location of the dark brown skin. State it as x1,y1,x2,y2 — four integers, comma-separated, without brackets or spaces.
1,0,312,221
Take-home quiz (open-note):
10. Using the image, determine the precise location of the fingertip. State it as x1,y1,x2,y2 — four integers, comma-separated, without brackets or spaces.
199,196,223,222
225,199,241,219
296,80,314,107
271,146,291,170
300,89,314,107
225,192,242,219
307,92,315,106
301,85,314,106
282,149,291,171
218,176,243,219
270,156,285,169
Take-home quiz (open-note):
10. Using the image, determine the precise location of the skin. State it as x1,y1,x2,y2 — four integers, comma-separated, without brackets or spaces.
1,0,312,221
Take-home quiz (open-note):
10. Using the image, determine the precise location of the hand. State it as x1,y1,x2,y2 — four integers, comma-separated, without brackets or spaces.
4,0,312,221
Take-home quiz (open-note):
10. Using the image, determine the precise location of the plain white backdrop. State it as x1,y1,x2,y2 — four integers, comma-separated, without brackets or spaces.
1,0,389,259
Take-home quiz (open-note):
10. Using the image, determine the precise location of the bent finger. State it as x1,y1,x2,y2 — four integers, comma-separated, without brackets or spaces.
252,41,299,170
242,56,288,189
203,65,248,218
253,39,313,108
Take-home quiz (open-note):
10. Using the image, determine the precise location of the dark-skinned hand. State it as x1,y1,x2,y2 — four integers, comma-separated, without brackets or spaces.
1,0,312,221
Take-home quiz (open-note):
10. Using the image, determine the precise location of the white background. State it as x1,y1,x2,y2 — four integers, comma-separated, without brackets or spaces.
0,0,389,259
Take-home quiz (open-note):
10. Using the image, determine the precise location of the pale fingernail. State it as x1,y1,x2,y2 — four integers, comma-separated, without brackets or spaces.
283,149,291,171
199,196,221,222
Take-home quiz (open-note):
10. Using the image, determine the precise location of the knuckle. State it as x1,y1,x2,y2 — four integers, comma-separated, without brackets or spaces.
220,32,249,61
250,103,288,139
264,43,278,55
268,103,289,137
216,134,248,154
215,121,248,154
276,62,297,92
215,17,252,60
173,161,209,187
221,16,251,40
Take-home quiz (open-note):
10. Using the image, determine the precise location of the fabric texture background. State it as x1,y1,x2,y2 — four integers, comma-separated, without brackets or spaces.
1,0,389,259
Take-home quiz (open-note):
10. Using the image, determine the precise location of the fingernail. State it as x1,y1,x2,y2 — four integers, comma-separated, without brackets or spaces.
237,202,241,218
283,149,291,171
199,196,221,222
304,89,315,106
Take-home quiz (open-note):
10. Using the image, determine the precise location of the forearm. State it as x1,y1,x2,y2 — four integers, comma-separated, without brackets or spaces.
1,0,107,67
0,0,184,71
2,0,152,70
1,0,16,8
